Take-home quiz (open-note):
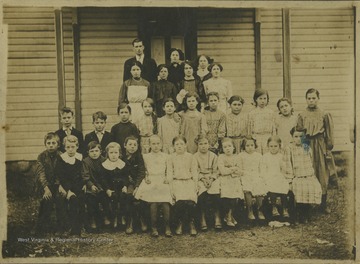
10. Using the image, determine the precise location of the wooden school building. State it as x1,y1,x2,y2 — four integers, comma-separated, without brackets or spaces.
2,2,358,161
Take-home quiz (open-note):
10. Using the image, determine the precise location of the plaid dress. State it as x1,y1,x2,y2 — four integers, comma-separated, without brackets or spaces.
284,145,322,204
225,112,247,154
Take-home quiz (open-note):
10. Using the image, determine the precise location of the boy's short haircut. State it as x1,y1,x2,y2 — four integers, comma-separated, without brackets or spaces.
44,132,60,146
59,106,74,116
87,141,101,151
92,111,107,122
105,142,121,153
63,135,79,147
117,103,132,115
132,38,143,46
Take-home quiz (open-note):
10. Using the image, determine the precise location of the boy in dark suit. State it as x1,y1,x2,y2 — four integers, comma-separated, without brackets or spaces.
55,107,84,154
84,111,114,157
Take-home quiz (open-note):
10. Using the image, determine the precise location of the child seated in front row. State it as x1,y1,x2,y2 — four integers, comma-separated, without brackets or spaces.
238,136,267,221
193,135,222,230
260,136,290,218
81,141,108,230
218,137,243,227
135,135,173,237
100,142,129,230
168,136,198,236
55,135,85,236
34,132,64,235
284,127,322,223
123,136,147,234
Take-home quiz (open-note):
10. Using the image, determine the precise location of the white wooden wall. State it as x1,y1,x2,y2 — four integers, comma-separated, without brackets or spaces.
4,6,59,161
290,8,354,151
197,9,256,112
78,7,138,135
261,9,284,111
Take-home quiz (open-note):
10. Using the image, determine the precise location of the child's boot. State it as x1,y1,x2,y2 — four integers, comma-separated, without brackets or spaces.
189,220,197,236
320,194,331,214
90,217,97,229
175,221,183,235
258,209,265,220
151,227,159,237
200,211,207,231
283,208,290,218
113,216,118,229
140,217,148,232
272,206,280,217
165,225,172,237
125,217,133,234
214,210,222,229
104,216,111,226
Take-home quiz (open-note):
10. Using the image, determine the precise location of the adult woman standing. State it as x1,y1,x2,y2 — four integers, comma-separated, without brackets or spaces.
203,63,233,113
167,48,185,90
195,54,212,82
118,61,150,123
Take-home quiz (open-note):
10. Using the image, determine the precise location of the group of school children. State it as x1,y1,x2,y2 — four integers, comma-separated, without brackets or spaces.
34,52,336,238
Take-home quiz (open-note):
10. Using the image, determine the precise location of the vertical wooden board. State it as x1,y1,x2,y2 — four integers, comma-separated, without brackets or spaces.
4,6,59,160
261,9,283,111
79,7,138,134
291,8,354,151
197,8,256,113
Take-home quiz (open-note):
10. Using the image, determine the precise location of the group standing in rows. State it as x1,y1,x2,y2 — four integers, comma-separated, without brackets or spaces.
34,38,338,238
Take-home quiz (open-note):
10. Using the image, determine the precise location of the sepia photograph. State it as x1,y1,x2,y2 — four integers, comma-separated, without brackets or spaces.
0,0,358,262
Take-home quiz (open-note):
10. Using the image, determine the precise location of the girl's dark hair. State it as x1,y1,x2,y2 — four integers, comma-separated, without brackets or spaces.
162,98,176,108
194,134,209,145
117,103,132,115
141,98,155,108
208,62,223,72
87,141,102,151
183,91,201,112
182,60,195,72
157,64,168,75
253,89,269,106
305,88,320,99
228,95,245,105
207,91,220,101
276,97,294,115
172,135,187,145
196,54,213,66
240,136,258,151
169,48,185,61
221,137,236,154
130,61,143,72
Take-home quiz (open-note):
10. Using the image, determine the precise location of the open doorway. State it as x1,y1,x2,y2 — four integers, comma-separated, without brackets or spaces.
137,8,197,64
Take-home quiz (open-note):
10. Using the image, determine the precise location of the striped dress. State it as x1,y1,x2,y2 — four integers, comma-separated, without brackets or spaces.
225,112,248,154
283,144,322,204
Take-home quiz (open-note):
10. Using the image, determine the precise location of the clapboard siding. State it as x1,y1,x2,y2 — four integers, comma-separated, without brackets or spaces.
79,7,138,135
291,8,354,151
197,9,255,112
4,6,59,161
261,9,283,111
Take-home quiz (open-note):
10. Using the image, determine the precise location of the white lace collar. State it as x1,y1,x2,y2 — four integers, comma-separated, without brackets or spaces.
61,152,82,164
102,159,126,170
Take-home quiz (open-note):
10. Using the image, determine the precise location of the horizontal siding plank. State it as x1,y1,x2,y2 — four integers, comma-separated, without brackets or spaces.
7,102,58,110
6,95,58,103
7,80,57,88
7,65,57,73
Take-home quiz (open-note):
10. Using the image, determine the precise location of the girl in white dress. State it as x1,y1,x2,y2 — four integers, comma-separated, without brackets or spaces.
275,98,297,150
118,61,151,123
218,138,243,227
135,135,173,237
168,136,198,236
238,136,267,221
260,136,290,218
203,63,233,113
